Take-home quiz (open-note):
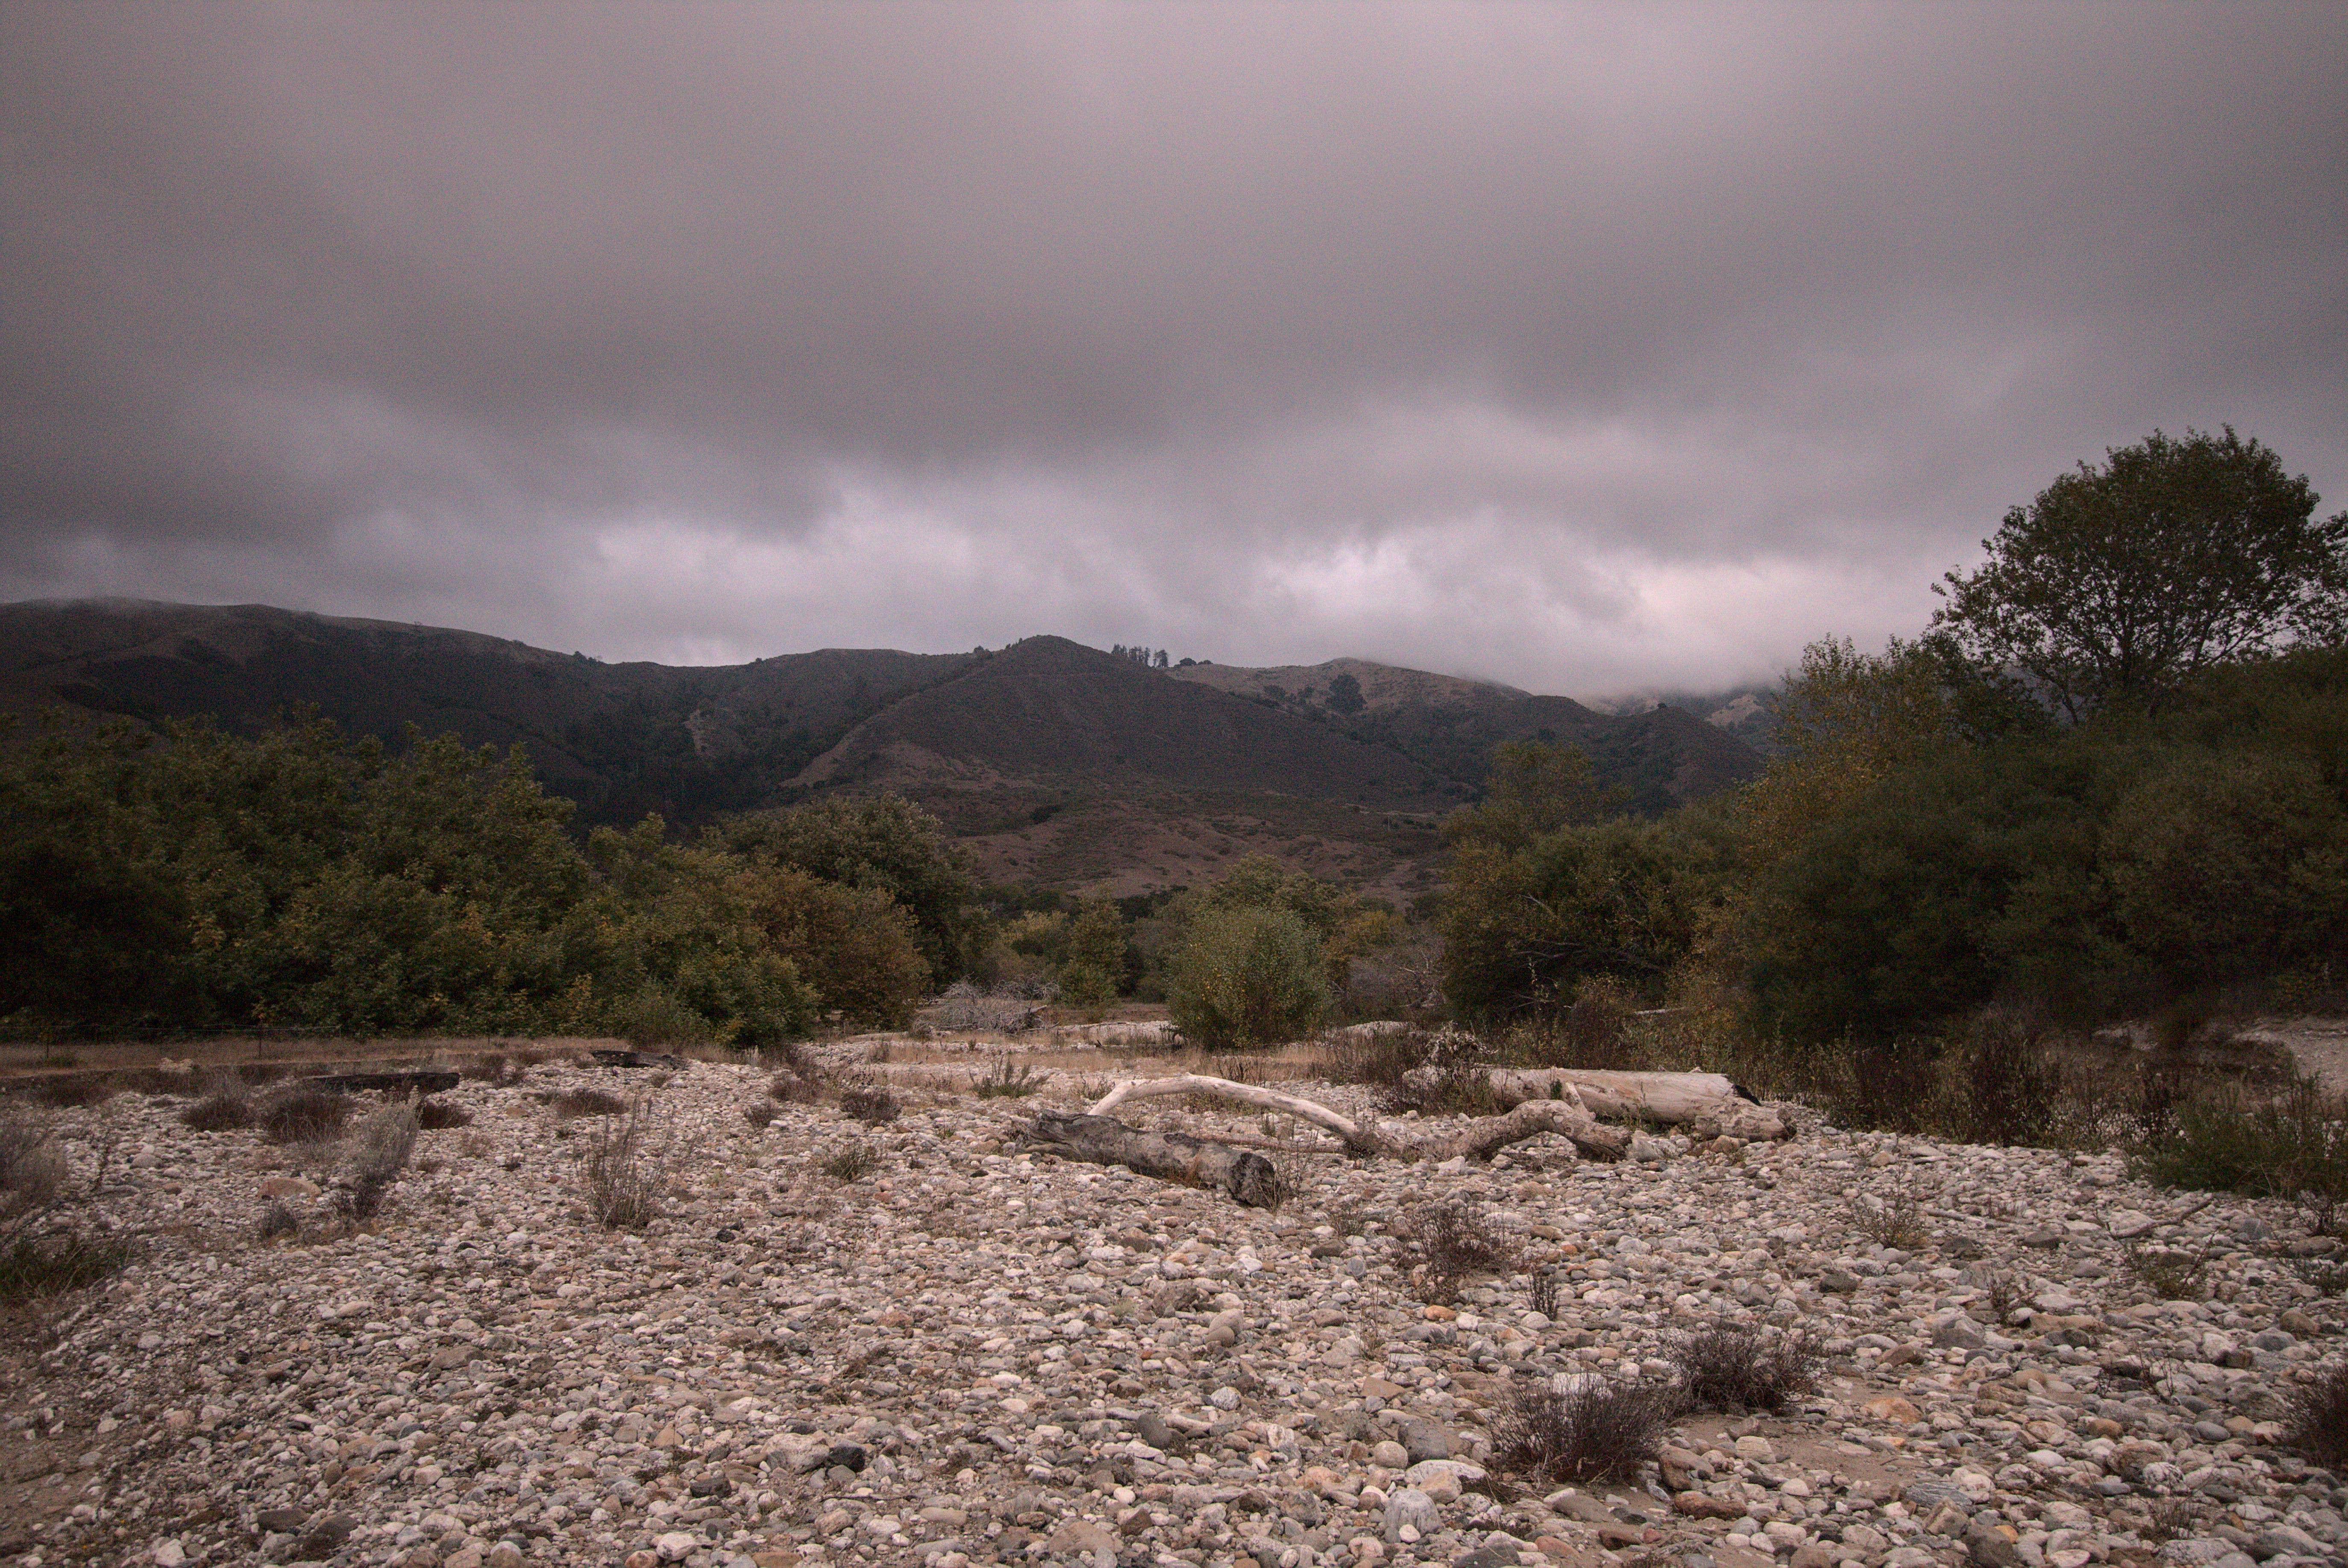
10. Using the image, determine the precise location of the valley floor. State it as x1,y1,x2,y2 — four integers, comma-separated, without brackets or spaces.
2,1045,2344,1568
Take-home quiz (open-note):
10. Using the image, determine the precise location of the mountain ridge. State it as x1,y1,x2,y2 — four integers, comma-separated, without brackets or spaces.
0,599,1762,891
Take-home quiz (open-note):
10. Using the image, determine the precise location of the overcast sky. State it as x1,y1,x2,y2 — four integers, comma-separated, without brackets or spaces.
4,3,2342,696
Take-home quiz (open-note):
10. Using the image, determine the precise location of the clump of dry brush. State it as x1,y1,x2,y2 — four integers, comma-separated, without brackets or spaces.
336,1100,420,1222
583,1102,660,1230
1669,1323,1823,1413
1498,1376,1685,1483
1391,1200,1518,1305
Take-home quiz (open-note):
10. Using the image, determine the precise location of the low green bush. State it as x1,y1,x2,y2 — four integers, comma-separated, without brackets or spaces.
1165,905,1328,1049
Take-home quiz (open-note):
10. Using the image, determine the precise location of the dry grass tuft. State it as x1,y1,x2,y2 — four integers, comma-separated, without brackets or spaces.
1497,1377,1684,1483
838,1085,901,1125
0,1110,68,1227
179,1085,254,1131
2288,1360,2348,1467
974,1061,1043,1099
743,1100,778,1128
822,1141,880,1182
0,1231,132,1302
259,1087,352,1145
583,1103,660,1230
552,1087,628,1119
1850,1189,1931,1251
1669,1324,1823,1412
1391,1200,1518,1305
2127,1245,2209,1301
337,1101,420,1222
415,1100,473,1130
255,1201,301,1241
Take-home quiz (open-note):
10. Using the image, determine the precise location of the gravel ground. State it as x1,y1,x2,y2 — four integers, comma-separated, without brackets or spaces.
3,1048,2345,1568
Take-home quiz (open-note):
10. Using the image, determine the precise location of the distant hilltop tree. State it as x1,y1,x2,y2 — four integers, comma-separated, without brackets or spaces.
1109,644,1171,667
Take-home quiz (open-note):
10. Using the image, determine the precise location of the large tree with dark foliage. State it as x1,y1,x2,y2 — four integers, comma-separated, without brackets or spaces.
1933,428,2348,719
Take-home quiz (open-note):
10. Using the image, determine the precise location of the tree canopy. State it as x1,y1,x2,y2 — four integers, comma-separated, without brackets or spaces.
1933,427,2348,719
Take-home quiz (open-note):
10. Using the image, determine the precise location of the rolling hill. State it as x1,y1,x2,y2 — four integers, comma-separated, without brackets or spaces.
0,599,1762,893
1169,655,1760,813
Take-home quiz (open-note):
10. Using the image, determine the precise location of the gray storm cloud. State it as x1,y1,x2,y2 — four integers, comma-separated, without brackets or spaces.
3,3,2342,693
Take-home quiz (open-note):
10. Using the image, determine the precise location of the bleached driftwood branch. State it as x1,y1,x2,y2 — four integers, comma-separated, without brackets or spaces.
1080,1073,1632,1162
1480,1069,1784,1140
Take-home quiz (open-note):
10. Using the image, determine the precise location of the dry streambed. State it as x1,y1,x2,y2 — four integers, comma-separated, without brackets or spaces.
1,1051,2344,1568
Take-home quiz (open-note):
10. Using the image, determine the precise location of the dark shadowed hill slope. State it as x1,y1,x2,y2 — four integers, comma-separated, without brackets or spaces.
1171,655,1761,811
798,636,1455,807
0,599,973,825
1,602,1762,890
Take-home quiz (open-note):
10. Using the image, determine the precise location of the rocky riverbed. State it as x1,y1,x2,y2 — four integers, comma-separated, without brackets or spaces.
3,1049,2344,1568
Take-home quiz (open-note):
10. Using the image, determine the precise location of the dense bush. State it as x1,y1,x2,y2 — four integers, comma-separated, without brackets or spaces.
719,794,986,985
1442,812,1731,1021
1165,904,1329,1049
737,864,929,1027
1164,855,1396,1000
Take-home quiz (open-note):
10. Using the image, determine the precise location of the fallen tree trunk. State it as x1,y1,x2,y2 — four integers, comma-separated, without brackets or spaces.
1083,1074,1630,1162
1481,1068,1784,1140
1021,1111,1280,1207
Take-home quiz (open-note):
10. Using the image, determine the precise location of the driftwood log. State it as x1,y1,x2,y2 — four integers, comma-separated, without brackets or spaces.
1028,1066,1775,1204
1480,1069,1785,1140
1022,1111,1280,1207
1083,1074,1632,1162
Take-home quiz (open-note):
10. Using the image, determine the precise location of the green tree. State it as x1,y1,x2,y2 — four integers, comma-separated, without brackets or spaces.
1933,428,2348,719
1171,854,1394,994
1740,635,2042,870
1056,897,1127,1007
1165,905,1329,1048
1444,741,1614,854
719,794,983,984
2104,749,2348,989
738,865,928,1028
1441,815,1731,1020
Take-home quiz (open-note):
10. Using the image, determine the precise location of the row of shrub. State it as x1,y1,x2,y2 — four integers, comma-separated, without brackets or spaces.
0,716,980,1043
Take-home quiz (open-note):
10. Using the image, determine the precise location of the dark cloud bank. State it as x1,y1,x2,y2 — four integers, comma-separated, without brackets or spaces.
3,3,2342,693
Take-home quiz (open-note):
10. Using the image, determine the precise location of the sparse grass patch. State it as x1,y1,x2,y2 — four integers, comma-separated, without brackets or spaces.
1496,1377,1684,1484
974,1061,1042,1099
2127,1245,2208,1301
1850,1189,1931,1251
179,1086,254,1131
1983,1270,2024,1323
416,1100,473,1130
259,1087,351,1145
32,1074,117,1108
552,1088,628,1119
0,1110,66,1225
255,1201,301,1241
1529,1270,1561,1320
822,1142,880,1182
2133,1076,2348,1200
743,1100,778,1128
838,1085,901,1125
338,1101,419,1222
0,1230,132,1302
1669,1324,1823,1413
1392,1200,1517,1305
584,1104,660,1230
2288,1360,2348,1466
769,1071,824,1104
